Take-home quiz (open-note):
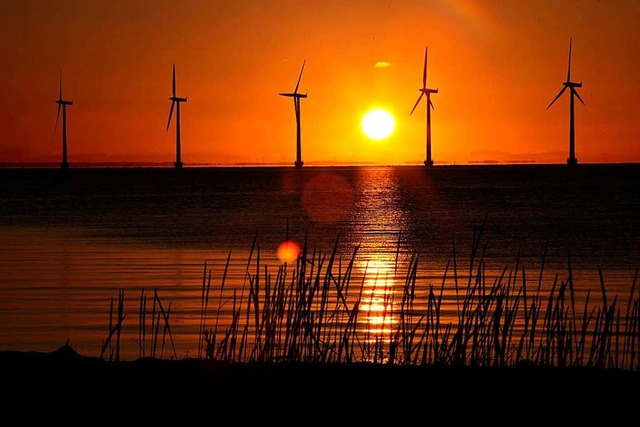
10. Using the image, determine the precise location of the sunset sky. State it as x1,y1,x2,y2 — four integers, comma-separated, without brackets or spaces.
1,0,639,165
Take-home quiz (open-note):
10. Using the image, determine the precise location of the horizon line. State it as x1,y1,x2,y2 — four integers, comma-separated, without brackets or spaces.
1,160,638,169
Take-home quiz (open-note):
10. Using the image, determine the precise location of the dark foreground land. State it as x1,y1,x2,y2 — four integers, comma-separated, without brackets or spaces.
1,344,639,419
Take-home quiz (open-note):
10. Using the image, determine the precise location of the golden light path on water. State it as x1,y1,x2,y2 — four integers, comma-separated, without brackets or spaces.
359,259,398,337
348,168,408,343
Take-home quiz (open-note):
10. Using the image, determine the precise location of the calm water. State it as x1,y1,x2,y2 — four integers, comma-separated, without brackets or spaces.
1,164,639,359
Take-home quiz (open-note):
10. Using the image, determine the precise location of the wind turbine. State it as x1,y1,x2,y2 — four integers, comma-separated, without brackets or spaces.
166,64,187,169
55,72,73,169
410,46,438,167
546,38,584,166
279,61,307,168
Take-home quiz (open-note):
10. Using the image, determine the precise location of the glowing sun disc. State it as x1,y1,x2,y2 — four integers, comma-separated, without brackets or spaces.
362,109,395,140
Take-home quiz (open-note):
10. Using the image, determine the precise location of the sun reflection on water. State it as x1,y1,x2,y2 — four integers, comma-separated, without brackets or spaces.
345,168,410,345
359,260,398,337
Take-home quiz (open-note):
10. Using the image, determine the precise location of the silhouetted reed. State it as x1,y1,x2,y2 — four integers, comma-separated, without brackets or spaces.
101,288,176,360
103,231,639,370
100,289,126,361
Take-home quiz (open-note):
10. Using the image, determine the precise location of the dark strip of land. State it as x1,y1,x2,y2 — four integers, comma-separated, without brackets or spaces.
1,344,638,416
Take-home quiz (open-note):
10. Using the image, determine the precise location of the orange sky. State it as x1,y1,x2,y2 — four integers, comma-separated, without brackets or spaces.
1,0,640,165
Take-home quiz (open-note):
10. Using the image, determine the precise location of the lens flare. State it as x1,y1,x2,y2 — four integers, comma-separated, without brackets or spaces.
277,240,300,264
302,172,354,223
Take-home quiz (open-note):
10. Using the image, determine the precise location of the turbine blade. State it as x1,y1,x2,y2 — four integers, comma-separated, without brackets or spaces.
410,92,425,115
294,60,306,94
423,46,428,88
59,71,62,101
573,88,585,105
429,99,435,110
546,86,567,110
567,37,572,82
55,104,61,131
172,64,176,98
166,101,175,131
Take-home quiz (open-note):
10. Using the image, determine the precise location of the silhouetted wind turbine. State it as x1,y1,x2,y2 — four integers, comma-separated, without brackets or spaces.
279,61,307,168
547,38,584,166
166,64,187,169
55,72,73,169
410,46,438,167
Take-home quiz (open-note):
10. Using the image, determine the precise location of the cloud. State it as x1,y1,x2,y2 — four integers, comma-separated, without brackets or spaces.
374,61,391,68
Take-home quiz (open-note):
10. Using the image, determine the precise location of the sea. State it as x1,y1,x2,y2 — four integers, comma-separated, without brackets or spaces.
0,164,638,360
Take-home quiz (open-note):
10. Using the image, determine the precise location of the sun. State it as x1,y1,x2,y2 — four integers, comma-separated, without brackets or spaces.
361,109,395,140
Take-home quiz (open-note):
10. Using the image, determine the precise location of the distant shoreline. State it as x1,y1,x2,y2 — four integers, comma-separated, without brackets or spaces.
1,161,639,169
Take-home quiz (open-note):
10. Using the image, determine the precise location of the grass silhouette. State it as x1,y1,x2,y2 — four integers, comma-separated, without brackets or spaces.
105,226,639,371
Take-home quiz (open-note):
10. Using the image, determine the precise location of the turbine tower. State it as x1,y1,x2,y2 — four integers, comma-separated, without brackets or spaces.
55,73,73,170
167,64,187,169
279,61,307,168
410,46,438,167
547,38,584,166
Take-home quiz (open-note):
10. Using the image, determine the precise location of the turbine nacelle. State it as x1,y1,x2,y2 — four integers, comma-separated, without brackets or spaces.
56,100,73,105
279,92,307,98
547,82,584,110
411,89,437,115
170,96,187,102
